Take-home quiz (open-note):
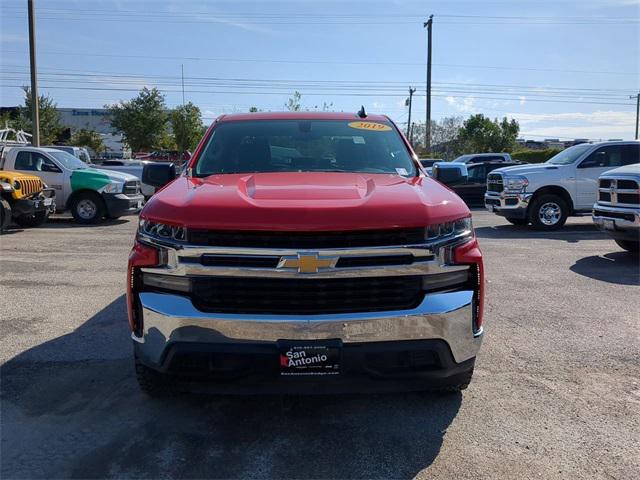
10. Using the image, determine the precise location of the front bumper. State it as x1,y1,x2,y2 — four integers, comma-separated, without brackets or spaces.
10,191,56,217
592,203,640,241
484,191,532,219
102,193,144,217
133,289,482,378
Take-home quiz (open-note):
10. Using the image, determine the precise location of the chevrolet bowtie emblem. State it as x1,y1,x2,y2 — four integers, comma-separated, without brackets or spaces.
277,253,339,273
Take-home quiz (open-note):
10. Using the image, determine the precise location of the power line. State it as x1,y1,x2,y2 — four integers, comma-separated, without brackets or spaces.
2,50,635,77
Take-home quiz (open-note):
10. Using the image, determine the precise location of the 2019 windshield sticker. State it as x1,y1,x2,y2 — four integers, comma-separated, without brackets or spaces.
347,121,392,132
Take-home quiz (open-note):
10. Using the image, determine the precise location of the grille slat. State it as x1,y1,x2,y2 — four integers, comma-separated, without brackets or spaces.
188,228,426,249
188,276,424,314
486,174,503,193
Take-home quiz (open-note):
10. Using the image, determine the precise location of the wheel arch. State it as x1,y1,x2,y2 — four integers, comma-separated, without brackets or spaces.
529,185,575,213
65,189,105,211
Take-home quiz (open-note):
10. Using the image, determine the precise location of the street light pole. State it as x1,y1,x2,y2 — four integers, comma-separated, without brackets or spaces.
28,0,40,146
631,93,640,140
423,15,433,152
406,87,416,143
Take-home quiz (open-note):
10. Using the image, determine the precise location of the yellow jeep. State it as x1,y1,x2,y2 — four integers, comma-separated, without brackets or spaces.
0,170,55,231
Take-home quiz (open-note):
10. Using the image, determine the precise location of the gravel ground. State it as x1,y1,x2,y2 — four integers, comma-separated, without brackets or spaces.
1,211,639,479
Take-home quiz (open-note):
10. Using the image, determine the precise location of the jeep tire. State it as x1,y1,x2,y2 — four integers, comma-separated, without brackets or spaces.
529,194,569,230
70,192,106,224
0,198,11,233
15,210,49,228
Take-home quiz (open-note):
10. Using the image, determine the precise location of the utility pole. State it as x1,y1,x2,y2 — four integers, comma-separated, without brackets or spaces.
631,93,639,140
28,0,40,146
181,64,185,105
406,87,416,142
423,15,433,152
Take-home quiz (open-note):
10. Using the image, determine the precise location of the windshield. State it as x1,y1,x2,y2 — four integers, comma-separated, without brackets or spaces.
49,150,90,170
546,144,592,165
451,155,472,163
195,120,417,177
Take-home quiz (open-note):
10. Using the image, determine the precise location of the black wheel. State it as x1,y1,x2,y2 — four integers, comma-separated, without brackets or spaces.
135,357,175,397
506,217,529,226
70,192,106,224
529,194,569,231
14,210,49,228
0,198,11,233
615,239,639,253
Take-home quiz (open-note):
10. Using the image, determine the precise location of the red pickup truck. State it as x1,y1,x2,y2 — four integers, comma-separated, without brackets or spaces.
128,111,484,395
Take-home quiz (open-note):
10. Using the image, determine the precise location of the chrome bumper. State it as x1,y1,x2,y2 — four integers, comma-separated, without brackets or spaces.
592,203,640,231
133,290,483,366
484,191,532,212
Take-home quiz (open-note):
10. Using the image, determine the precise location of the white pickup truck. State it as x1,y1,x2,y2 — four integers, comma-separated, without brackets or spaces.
0,145,144,223
484,141,640,230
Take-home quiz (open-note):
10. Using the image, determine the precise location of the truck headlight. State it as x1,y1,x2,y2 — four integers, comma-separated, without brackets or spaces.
100,182,123,193
504,175,528,192
139,219,187,242
426,216,473,243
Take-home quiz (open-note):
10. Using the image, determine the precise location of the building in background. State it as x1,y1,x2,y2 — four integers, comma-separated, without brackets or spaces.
57,108,129,157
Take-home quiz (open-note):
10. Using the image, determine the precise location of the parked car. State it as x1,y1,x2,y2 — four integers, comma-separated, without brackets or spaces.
129,111,485,396
0,170,55,231
484,141,640,230
419,158,442,168
0,146,143,223
592,163,640,253
92,159,156,198
45,145,92,164
435,160,523,207
452,153,513,164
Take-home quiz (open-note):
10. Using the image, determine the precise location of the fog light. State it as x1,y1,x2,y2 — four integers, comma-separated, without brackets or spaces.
142,273,191,292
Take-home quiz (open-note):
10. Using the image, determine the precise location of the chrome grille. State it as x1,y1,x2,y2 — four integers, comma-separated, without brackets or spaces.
123,180,140,196
486,173,503,193
598,177,639,207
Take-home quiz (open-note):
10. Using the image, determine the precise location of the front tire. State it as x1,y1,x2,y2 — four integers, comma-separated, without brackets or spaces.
0,198,11,233
70,192,105,224
615,239,639,253
529,194,568,230
14,210,49,228
506,217,529,226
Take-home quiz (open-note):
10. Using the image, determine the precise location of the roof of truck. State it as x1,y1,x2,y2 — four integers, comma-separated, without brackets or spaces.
216,111,392,123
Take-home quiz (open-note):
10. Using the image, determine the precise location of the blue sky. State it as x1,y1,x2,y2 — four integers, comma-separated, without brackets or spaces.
1,0,638,140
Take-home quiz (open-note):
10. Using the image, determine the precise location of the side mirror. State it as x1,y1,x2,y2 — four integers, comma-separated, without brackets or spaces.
142,163,177,188
432,162,468,185
41,163,62,173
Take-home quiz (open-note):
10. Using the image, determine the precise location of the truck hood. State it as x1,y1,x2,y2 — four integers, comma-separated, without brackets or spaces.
492,163,567,177
70,168,138,192
600,163,640,177
142,172,470,231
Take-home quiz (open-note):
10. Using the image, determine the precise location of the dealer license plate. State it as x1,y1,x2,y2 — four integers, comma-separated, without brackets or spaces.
486,204,495,212
137,200,143,209
278,340,341,376
44,198,53,206
603,219,615,230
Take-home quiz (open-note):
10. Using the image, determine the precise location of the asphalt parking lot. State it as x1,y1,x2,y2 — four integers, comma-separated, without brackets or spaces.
1,211,639,479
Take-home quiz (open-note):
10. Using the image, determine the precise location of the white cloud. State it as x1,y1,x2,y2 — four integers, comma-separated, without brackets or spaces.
445,95,477,113
509,110,637,140
519,96,526,106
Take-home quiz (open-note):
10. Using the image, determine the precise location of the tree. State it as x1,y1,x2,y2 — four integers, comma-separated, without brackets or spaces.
458,114,519,153
249,106,259,112
16,87,62,144
107,87,168,152
285,91,302,111
70,129,105,154
410,117,464,158
170,102,205,152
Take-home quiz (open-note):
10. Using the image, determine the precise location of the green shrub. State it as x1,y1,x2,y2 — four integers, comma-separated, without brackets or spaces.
512,148,562,163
